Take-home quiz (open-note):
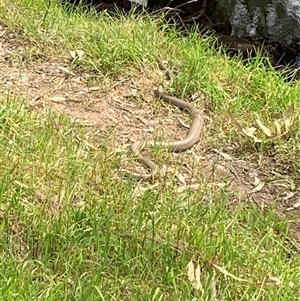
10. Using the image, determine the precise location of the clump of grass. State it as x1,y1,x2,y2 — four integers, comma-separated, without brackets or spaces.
0,1,300,299
0,96,299,300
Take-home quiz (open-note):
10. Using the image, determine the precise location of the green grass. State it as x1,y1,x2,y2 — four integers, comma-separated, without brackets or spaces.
0,0,300,300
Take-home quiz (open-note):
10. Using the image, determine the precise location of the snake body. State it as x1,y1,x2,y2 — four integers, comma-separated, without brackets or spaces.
130,85,204,179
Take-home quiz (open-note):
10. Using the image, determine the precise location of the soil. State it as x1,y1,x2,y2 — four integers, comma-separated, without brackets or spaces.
1,22,300,246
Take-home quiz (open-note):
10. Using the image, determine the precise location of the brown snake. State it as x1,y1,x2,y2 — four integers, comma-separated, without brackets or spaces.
129,85,204,179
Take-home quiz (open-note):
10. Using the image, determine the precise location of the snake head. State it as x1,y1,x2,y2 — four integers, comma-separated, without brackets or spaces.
155,86,166,98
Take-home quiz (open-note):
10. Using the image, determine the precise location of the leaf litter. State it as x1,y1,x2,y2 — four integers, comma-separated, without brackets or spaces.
230,104,295,142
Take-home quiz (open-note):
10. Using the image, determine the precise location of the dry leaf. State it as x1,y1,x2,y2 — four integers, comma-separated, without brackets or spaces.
210,269,217,299
229,112,244,132
31,95,41,102
70,49,85,59
242,126,256,137
187,260,194,278
253,176,261,186
133,183,159,197
122,114,130,123
75,136,98,150
286,201,300,211
284,104,295,132
274,119,282,136
57,66,75,76
89,86,100,91
282,192,295,201
249,181,265,194
176,172,186,185
265,276,281,287
177,183,200,193
49,96,66,103
212,263,249,282
29,100,44,110
256,118,272,137
242,127,262,143
158,165,168,177
212,149,233,160
216,182,227,188
195,265,203,292
13,180,29,189
178,118,190,129
131,88,138,97
187,260,203,291
137,116,149,125
76,50,85,58
69,50,77,59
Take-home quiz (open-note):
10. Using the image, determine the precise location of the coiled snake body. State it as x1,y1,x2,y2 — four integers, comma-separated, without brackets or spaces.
129,85,204,179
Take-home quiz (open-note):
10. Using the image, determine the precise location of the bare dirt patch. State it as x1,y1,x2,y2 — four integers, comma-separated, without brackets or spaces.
1,23,299,244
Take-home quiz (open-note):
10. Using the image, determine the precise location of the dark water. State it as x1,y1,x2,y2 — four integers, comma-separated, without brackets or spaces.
135,0,300,44
132,0,147,6
217,0,300,44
